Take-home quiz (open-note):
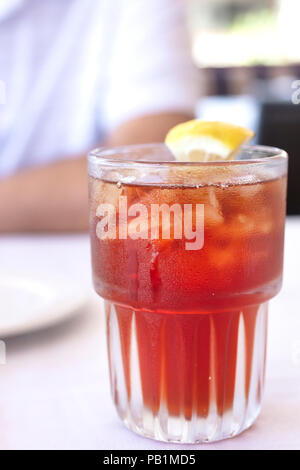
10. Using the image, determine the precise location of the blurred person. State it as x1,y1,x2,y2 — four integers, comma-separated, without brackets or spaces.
0,0,198,232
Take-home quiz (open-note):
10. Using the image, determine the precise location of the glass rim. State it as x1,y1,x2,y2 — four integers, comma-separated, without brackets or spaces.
88,144,288,169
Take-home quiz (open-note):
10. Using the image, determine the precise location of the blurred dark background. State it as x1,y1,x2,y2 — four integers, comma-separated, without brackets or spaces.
188,0,300,215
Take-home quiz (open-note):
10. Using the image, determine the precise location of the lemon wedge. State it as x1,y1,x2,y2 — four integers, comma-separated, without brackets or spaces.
165,120,254,162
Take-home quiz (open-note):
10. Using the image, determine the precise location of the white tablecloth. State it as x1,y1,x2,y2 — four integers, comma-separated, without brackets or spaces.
0,219,300,450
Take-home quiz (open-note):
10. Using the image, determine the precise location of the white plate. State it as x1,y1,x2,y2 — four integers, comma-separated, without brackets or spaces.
0,273,90,337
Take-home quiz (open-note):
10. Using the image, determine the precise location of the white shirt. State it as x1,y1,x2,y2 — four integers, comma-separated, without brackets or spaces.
0,0,198,177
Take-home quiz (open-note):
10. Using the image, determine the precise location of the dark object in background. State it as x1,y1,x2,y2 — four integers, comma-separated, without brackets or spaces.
258,101,300,215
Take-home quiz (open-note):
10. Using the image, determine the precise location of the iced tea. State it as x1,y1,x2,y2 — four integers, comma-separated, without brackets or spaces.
88,144,287,443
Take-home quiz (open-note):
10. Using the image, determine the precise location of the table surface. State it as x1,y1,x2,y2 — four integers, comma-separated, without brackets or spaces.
0,218,300,450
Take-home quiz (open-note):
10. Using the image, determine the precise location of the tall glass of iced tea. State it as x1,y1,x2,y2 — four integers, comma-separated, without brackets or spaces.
88,144,287,443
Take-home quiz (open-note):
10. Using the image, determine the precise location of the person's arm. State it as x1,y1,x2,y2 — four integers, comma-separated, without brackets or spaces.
0,156,87,233
0,112,191,232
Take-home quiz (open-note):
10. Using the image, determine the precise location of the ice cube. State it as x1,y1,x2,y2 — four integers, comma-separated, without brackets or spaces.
223,213,255,240
205,204,224,227
207,187,220,208
238,182,262,200
90,178,142,216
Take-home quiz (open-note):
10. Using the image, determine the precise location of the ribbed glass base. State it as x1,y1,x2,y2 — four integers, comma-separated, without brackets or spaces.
105,302,268,443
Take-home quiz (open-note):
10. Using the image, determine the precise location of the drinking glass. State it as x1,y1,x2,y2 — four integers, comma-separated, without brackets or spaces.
88,144,287,443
